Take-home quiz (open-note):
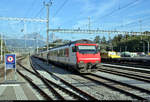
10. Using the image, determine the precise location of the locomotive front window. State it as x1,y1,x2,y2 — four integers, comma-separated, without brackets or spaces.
78,45,98,54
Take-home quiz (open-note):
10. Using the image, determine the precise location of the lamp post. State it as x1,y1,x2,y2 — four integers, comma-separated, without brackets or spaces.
0,34,3,63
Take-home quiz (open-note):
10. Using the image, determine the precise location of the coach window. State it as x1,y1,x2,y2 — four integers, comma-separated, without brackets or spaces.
64,49,66,56
61,49,63,57
72,46,77,52
54,51,56,56
58,50,61,56
62,49,64,57
56,50,59,56
63,49,65,57
52,51,53,56
55,50,57,56
55,51,57,56
60,50,62,56
50,51,52,56
52,51,54,56
58,50,60,56
66,48,69,57
60,50,61,56
53,51,54,56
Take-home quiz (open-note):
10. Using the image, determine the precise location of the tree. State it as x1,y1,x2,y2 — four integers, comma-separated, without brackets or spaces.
101,36,106,44
94,36,101,43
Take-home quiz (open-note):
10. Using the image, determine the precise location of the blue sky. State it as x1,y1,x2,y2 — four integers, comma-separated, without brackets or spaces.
0,0,150,42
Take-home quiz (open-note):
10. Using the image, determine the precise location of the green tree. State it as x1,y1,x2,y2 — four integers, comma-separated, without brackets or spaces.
101,36,106,44
94,36,101,43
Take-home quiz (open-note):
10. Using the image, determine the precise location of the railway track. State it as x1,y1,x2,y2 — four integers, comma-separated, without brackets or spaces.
16,56,98,100
79,74,150,100
103,62,150,69
33,56,150,100
17,60,88,100
16,56,53,100
17,69,52,100
102,63,150,74
30,57,88,100
98,66,150,83
30,56,98,100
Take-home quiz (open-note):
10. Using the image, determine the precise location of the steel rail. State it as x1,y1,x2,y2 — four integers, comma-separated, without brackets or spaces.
16,56,53,100
80,75,147,100
90,73,150,95
31,56,98,100
100,66,150,79
17,62,64,100
17,69,52,100
102,63,150,74
17,57,86,100
102,61,150,69
98,68,150,83
29,57,65,100
30,57,86,100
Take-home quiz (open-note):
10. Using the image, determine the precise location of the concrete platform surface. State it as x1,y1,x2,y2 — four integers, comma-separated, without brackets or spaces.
0,69,41,100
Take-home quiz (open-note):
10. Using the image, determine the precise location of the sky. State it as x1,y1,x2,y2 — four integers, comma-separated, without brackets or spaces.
0,0,150,42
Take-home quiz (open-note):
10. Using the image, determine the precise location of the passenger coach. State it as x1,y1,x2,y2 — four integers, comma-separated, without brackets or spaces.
40,39,101,73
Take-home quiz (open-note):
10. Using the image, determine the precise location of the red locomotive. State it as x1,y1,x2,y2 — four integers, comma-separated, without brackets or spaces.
39,39,101,73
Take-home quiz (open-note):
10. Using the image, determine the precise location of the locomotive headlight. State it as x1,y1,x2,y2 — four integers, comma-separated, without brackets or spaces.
79,61,84,63
95,61,99,63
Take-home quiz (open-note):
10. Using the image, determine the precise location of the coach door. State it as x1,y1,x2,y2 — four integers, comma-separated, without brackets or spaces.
69,46,76,65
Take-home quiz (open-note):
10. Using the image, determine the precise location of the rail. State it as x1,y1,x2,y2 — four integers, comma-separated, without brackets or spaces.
31,56,98,100
80,74,147,100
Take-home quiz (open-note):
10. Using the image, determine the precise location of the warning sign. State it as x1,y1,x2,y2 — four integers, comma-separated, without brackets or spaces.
5,54,16,69
7,56,14,63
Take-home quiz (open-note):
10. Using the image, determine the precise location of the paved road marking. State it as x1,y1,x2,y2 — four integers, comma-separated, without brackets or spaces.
0,86,7,96
0,84,20,86
14,86,28,100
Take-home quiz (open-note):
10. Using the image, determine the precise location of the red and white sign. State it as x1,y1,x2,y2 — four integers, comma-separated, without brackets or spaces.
7,56,14,62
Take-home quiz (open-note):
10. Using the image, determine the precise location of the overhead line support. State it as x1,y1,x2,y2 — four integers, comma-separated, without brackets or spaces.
0,17,47,22
48,28,149,36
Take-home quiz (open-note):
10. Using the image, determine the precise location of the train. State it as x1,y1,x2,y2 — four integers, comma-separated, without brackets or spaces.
37,39,102,73
101,51,121,62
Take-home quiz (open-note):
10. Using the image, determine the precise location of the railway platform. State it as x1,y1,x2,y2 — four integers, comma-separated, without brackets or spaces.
0,66,40,100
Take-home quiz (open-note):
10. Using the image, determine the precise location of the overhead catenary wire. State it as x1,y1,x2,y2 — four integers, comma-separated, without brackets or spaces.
52,0,68,18
24,0,38,17
79,0,140,29
34,6,45,18
51,0,68,29
114,15,150,29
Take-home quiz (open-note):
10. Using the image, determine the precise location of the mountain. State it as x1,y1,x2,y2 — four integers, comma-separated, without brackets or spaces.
4,33,46,51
